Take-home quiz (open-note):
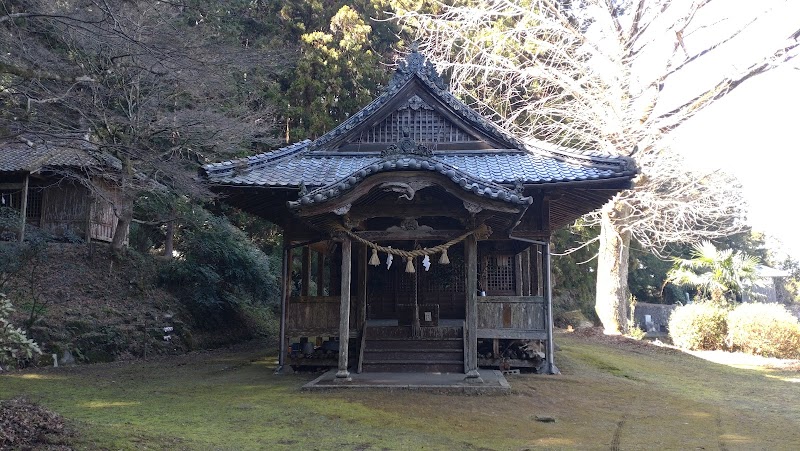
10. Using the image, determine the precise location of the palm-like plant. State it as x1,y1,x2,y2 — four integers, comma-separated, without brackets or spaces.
666,241,760,303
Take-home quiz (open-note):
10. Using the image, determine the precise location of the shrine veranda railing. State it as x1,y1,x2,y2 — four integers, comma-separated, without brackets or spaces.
287,296,358,336
288,294,546,340
477,295,547,340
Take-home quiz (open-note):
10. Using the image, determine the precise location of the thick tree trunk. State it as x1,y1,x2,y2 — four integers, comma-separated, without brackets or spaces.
163,219,174,259
111,212,130,256
595,201,632,335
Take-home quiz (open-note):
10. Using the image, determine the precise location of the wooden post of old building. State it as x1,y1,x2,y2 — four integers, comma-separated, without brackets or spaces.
522,248,531,296
358,243,367,329
316,249,325,296
335,236,352,381
275,236,291,374
301,246,311,296
543,240,560,375
464,235,481,380
357,243,368,373
18,175,29,242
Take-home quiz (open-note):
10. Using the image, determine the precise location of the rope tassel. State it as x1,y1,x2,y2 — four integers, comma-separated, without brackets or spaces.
439,248,450,265
405,257,415,273
369,248,380,266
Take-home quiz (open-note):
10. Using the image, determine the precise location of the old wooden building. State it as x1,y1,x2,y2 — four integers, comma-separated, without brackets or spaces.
0,138,127,243
203,50,636,380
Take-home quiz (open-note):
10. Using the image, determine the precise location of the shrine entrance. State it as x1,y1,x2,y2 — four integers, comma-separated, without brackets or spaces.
367,242,466,324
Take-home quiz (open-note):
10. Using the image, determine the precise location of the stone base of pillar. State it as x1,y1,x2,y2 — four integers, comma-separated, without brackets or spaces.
464,370,483,383
334,370,352,382
274,365,294,375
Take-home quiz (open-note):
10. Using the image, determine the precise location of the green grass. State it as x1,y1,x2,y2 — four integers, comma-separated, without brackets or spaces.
3,335,800,450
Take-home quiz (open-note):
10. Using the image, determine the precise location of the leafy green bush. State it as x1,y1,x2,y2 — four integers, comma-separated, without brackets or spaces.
160,210,279,329
668,302,728,350
727,303,800,359
0,294,41,369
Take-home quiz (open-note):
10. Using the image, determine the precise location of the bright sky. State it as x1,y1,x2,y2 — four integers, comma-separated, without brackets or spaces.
670,2,800,261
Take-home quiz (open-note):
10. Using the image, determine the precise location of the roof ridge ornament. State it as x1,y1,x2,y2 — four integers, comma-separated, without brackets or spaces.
391,44,447,90
381,129,433,158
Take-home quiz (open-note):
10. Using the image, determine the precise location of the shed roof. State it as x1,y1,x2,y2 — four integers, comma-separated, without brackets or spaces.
0,137,121,174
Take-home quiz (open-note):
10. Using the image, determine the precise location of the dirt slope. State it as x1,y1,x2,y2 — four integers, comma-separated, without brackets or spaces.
3,243,191,364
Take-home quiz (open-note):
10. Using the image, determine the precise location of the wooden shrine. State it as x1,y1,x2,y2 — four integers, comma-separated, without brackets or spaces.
203,50,637,380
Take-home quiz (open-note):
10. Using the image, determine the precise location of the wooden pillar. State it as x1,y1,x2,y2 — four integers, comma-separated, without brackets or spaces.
18,175,28,242
358,243,368,328
301,246,311,296
316,250,325,296
276,236,291,373
522,248,531,296
515,253,524,296
335,236,352,381
543,240,559,374
531,247,542,296
85,190,94,243
464,235,481,380
357,243,368,373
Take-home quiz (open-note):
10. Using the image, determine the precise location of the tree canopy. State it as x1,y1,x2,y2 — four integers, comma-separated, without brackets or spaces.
401,0,799,333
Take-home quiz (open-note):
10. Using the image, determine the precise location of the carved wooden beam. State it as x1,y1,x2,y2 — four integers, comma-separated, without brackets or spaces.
294,172,523,217
352,229,465,241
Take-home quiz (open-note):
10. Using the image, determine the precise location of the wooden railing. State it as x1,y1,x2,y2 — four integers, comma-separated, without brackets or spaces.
477,295,547,340
286,296,356,335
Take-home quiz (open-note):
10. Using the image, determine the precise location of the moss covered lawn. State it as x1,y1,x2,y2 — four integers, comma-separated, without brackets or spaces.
2,332,799,450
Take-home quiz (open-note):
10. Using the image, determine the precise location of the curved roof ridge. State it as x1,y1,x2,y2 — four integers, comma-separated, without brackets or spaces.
203,139,311,177
288,154,533,210
523,139,637,172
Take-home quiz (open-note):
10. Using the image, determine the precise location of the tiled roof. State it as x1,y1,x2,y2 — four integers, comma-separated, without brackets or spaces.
0,138,120,173
204,145,633,188
202,50,637,202
288,153,534,209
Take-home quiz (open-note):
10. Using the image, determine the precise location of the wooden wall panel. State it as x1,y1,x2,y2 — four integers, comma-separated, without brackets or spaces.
477,295,546,338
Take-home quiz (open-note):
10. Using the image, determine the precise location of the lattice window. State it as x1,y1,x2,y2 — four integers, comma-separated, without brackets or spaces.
25,188,42,225
0,188,42,227
356,107,478,145
483,254,516,294
395,264,414,295
0,190,22,210
420,255,465,294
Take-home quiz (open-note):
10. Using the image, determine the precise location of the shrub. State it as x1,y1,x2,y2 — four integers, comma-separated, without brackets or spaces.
727,303,800,359
160,210,279,329
668,302,728,350
0,294,41,369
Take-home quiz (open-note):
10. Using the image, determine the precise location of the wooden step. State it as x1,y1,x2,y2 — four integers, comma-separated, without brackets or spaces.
361,362,464,373
360,325,465,373
365,338,462,350
366,326,463,340
363,349,463,361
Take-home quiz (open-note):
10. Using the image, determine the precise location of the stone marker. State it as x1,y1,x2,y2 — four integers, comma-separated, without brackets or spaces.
59,350,76,366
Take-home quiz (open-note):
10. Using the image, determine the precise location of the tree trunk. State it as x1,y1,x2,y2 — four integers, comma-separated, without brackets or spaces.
595,200,632,335
163,219,174,259
111,212,130,256
112,157,133,257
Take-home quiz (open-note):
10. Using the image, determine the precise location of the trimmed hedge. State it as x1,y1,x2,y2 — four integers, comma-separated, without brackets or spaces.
728,303,800,359
668,303,728,351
